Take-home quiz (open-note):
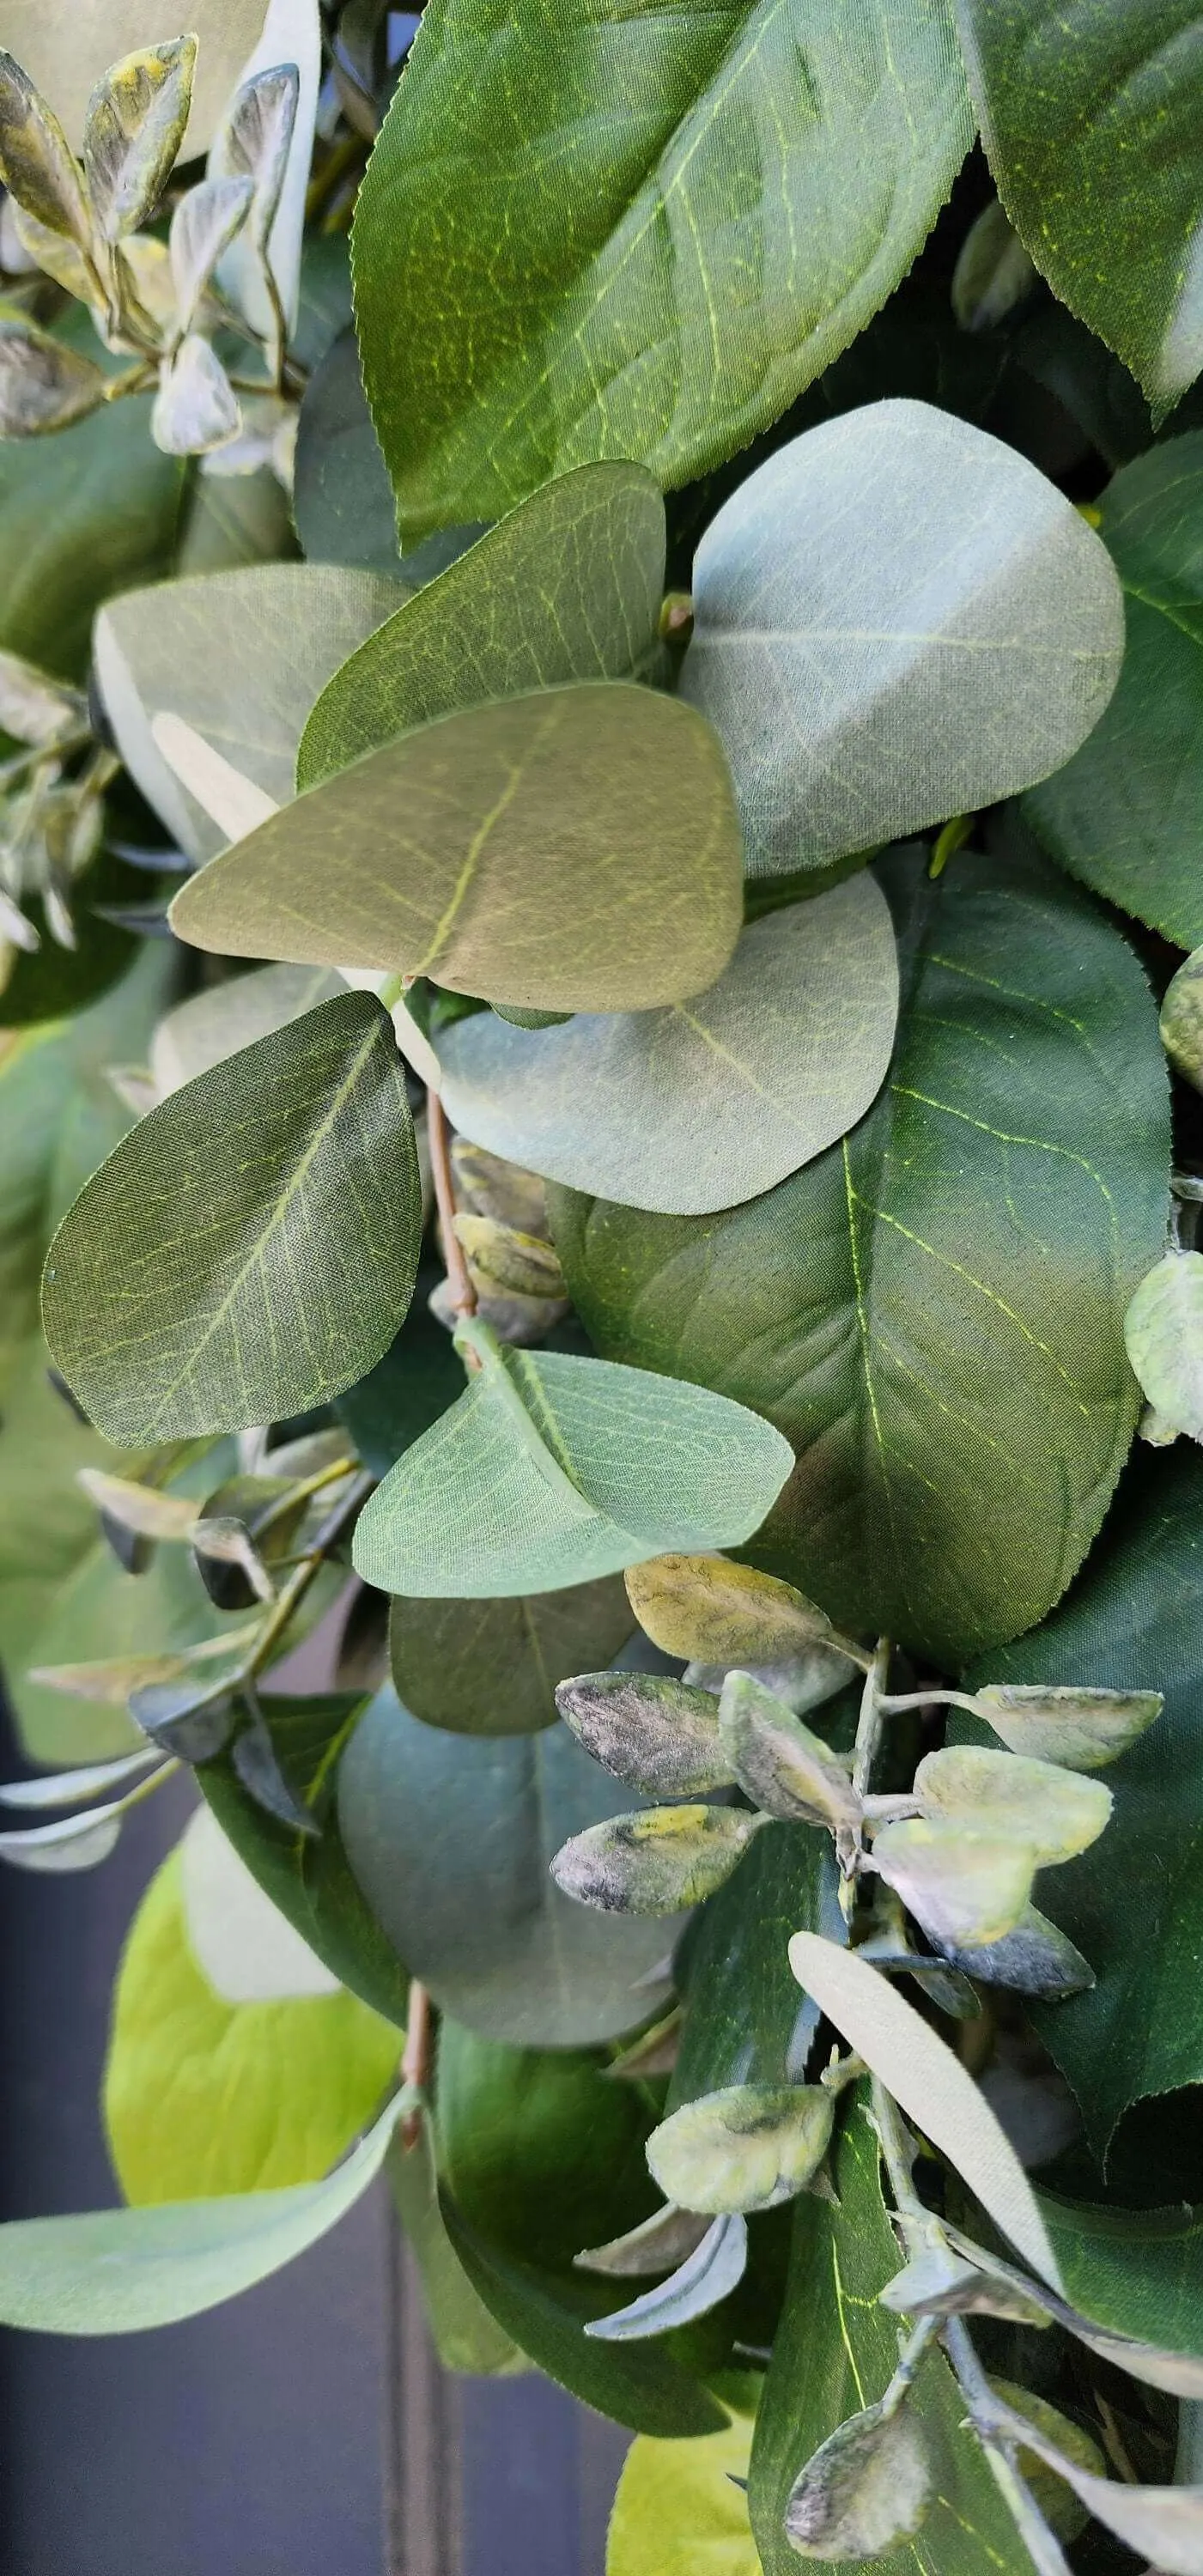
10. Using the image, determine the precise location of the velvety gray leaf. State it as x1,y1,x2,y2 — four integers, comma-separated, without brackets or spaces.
584,2211,746,2342
552,1805,758,1915
717,1671,858,1827
945,1906,1095,1999
785,2401,934,2561
556,1670,734,1798
1125,1250,1203,1442
168,173,252,332
152,335,240,459
209,0,321,337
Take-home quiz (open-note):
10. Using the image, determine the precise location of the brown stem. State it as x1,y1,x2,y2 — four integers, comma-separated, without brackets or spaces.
400,1981,432,2148
428,1089,477,1321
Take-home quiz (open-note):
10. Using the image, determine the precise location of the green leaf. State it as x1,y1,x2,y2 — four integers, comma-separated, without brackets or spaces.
82,39,196,241
1024,438,1203,947
387,2120,527,2377
679,400,1123,876
913,1746,1112,1864
94,562,407,865
293,329,429,572
149,964,344,1098
440,2191,726,2437
550,840,1170,1667
337,1684,689,2045
1163,946,1203,1090
1042,2193,1203,2366
0,2097,400,2336
43,991,422,1443
788,1935,1063,2288
1,3,269,158
556,1670,735,1798
297,462,666,787
553,1805,762,1917
434,883,899,1215
391,1580,635,1738
104,1826,399,2202
199,1689,410,2028
351,0,973,540
1125,1250,1203,1441
717,1673,859,1829
331,1272,465,1480
172,682,744,1014
434,2018,659,2273
351,1319,794,1600
669,1820,845,2111
784,2401,934,2561
968,1442,1203,2157
647,2084,833,2216
953,0,1203,410
750,2101,1039,2576
607,2412,758,2576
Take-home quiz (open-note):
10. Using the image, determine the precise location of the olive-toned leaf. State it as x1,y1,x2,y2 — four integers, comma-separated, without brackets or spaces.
0,648,85,746
209,0,321,337
913,1746,1112,1865
608,2413,758,2576
970,1681,1164,1771
0,318,107,434
392,1583,635,1740
785,2400,934,2561
550,840,1170,1667
871,1818,1038,1951
0,2096,400,2334
625,1557,856,1674
952,0,1203,410
95,562,404,864
556,1672,733,1799
951,198,1038,333
1162,948,1203,1089
298,461,666,784
351,0,972,540
168,173,252,333
576,2204,713,2280
150,965,343,1100
0,51,90,244
986,2381,1103,2547
586,2212,746,2342
352,1320,793,1601
434,884,899,1214
946,1906,1095,1999
82,39,196,240
1125,1251,1203,1443
787,1935,1064,2288
452,1140,549,1238
679,401,1123,875
173,683,744,1015
717,1673,858,1829
1024,439,1203,949
43,991,422,1443
338,1685,686,2044
453,1216,565,1301
647,2084,834,2217
27,1627,258,1711
553,1805,757,1916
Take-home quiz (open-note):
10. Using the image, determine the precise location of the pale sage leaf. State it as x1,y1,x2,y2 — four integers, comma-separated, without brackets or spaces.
0,1748,163,1810
0,319,106,434
585,2212,747,2342
0,648,85,746
169,173,252,333
82,39,196,240
913,1745,1111,1864
970,1681,1164,1771
679,400,1124,874
150,964,343,1099
785,2401,934,2561
152,334,240,458
993,2403,1203,2576
647,2084,834,2217
871,1817,1037,1950
1125,1250,1203,1443
555,1671,734,1799
717,1671,858,1829
552,1805,758,1915
0,52,90,243
434,884,899,1213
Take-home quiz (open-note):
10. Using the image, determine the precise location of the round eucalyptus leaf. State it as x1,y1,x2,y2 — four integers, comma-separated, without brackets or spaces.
172,682,744,1013
337,1686,688,2045
388,1578,635,1737
434,882,899,1214
679,399,1124,874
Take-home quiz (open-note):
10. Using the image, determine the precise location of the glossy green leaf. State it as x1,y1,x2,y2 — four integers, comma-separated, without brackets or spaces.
351,1320,794,1600
953,0,1203,409
556,1670,734,1799
0,2097,400,2336
1,4,268,157
1126,1250,1203,1441
670,1820,845,2112
586,2211,747,2342
913,1746,1112,1864
173,683,744,1014
434,883,899,1215
749,2098,1041,2576
607,2410,758,2576
718,1673,858,1829
1024,438,1203,946
82,39,196,241
337,1685,687,2045
647,2083,833,2216
679,401,1123,875
969,1443,1203,2156
199,1689,410,2028
297,463,666,786
104,1828,398,2202
43,991,422,1443
391,1580,635,1738
434,2019,659,2273
785,2401,934,2561
553,1804,760,1916
94,562,406,865
351,0,973,540
788,1935,1063,2287
550,840,1170,1666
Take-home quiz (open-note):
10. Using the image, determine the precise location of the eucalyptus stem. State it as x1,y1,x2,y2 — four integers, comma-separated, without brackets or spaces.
881,2312,939,2414
399,1980,432,2150
428,1088,477,1322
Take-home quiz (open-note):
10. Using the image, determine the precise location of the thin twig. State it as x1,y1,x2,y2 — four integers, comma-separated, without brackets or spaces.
427,1088,477,1320
400,1982,432,2149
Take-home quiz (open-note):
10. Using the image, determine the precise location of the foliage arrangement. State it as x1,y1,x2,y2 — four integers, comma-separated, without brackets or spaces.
3,3,1203,2568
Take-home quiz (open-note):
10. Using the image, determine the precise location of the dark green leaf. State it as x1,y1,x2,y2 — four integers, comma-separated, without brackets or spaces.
293,329,454,571
1024,436,1203,946
749,2098,1040,2575
43,991,422,1442
550,841,1170,1666
351,0,973,538
332,1272,465,1479
297,462,665,786
392,1581,635,1738
1042,2192,1203,2364
387,2122,527,2377
434,2018,659,2273
338,1685,690,2044
669,1820,845,2113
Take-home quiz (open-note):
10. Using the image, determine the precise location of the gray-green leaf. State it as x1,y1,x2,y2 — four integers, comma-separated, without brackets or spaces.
1125,1251,1203,1443
0,319,106,435
172,682,744,1014
785,2401,934,2561
871,1817,1038,1951
718,1672,858,1829
43,991,422,1443
392,1582,635,1739
969,1681,1164,1771
556,1670,734,1799
647,2084,834,2217
552,1804,757,1915
168,173,252,333
913,1746,1112,1864
152,334,240,459
434,883,899,1214
82,39,196,240
678,400,1124,875
351,1319,793,1599
0,51,91,244
584,2211,746,2342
